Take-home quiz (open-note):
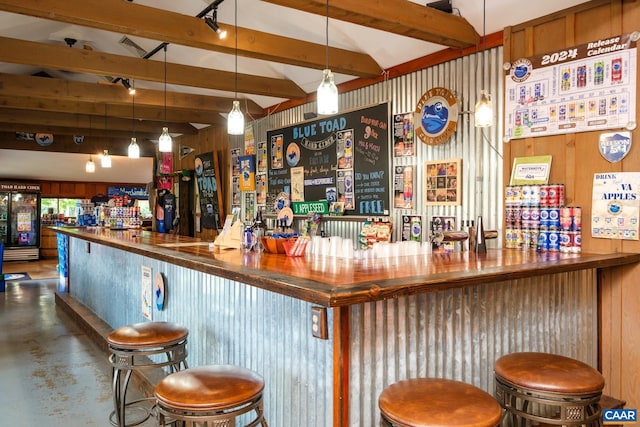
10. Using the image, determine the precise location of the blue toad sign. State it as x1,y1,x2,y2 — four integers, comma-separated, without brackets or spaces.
599,131,632,163
415,87,458,146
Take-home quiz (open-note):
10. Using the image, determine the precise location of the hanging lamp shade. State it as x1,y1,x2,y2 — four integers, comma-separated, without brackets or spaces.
227,101,244,135
474,90,493,127
85,156,95,173
128,137,140,158
474,0,492,128
158,45,173,152
101,150,112,168
317,0,338,115
159,128,173,152
227,0,244,135
317,69,338,115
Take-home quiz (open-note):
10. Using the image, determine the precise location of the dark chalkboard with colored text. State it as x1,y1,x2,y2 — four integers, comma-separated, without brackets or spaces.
266,103,390,216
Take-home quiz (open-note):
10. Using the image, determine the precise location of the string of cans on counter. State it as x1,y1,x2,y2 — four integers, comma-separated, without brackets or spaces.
505,184,581,253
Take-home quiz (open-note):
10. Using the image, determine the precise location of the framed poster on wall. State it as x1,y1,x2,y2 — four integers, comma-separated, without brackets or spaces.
425,158,461,206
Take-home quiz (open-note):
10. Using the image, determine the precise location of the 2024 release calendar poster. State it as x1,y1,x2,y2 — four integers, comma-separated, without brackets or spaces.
505,34,637,140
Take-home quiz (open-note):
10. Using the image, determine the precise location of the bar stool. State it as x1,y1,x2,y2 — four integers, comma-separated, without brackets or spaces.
378,378,502,427
107,321,189,427
494,352,604,427
154,365,268,426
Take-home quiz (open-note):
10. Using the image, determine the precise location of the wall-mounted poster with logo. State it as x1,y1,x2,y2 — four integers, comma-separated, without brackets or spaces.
505,34,637,140
591,172,639,240
257,141,268,173
394,165,414,209
195,152,223,229
425,158,461,206
393,112,415,157
238,155,256,192
415,87,459,146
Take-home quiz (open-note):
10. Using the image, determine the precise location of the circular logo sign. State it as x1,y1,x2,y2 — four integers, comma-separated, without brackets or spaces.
415,87,458,146
510,58,533,83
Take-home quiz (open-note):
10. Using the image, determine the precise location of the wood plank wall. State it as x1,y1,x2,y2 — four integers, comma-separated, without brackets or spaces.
38,180,146,198
503,0,640,408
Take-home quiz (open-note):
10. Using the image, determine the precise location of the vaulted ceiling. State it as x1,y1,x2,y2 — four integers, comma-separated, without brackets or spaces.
0,0,588,181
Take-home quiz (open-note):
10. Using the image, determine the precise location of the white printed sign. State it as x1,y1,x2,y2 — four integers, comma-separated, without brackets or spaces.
505,34,637,140
591,172,639,240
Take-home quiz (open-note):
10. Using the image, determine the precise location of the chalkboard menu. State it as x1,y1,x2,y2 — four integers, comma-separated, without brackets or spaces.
266,103,390,216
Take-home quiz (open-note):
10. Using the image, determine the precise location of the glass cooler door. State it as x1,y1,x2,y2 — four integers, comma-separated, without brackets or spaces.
9,192,40,247
0,192,8,245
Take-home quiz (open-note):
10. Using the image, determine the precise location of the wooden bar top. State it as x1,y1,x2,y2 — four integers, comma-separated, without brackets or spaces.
54,227,640,307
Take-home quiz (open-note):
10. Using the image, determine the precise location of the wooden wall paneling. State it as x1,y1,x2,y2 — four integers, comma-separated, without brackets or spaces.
599,266,623,400
532,18,568,55
60,182,76,197
620,262,640,409
504,0,640,409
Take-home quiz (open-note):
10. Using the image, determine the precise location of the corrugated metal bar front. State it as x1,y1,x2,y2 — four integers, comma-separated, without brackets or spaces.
244,47,505,247
69,238,334,427
348,269,598,426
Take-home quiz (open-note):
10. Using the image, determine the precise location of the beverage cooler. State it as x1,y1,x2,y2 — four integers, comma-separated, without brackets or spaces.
0,183,41,261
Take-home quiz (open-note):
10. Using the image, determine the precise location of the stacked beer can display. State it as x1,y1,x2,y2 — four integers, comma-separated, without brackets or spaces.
505,184,581,253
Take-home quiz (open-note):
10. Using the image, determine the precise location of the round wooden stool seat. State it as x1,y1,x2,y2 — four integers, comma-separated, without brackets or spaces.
107,321,189,427
155,365,268,426
107,321,189,349
379,378,502,427
494,352,604,427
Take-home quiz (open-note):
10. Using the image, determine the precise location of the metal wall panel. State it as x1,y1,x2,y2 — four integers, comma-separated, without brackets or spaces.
69,237,597,427
69,238,334,427
348,269,598,426
242,47,505,247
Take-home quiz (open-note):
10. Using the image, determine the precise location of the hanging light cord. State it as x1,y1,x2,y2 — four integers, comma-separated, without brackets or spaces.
234,0,238,98
482,0,486,87
163,45,168,125
325,0,329,68
132,90,136,137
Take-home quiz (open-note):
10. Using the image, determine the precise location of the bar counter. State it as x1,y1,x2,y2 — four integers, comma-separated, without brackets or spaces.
53,227,640,427
53,226,640,306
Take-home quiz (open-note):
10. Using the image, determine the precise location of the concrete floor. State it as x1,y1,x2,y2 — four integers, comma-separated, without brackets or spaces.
1,261,155,426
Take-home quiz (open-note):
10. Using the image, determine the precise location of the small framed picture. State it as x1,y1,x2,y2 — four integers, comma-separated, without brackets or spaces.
425,158,461,206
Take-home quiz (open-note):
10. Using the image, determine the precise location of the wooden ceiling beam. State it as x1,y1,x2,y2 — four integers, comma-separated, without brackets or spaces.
0,96,225,125
0,131,157,157
0,73,264,116
262,0,478,49
0,107,198,135
0,0,382,78
0,36,307,99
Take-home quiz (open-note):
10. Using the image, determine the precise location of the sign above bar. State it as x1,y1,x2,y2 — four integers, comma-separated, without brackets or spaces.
504,33,638,141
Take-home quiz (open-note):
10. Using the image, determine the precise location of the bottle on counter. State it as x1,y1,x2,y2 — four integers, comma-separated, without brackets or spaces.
468,220,476,251
475,215,487,253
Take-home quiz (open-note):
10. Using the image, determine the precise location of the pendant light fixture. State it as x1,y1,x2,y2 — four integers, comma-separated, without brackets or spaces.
128,91,140,158
227,0,244,135
317,0,338,115
159,45,173,152
85,155,95,173
474,0,493,127
85,116,95,173
101,150,112,168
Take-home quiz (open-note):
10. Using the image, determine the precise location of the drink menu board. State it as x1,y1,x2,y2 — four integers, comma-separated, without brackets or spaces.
266,103,390,216
505,34,637,140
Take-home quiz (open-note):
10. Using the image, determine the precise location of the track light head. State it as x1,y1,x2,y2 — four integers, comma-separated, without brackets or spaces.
122,79,136,95
205,14,227,39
